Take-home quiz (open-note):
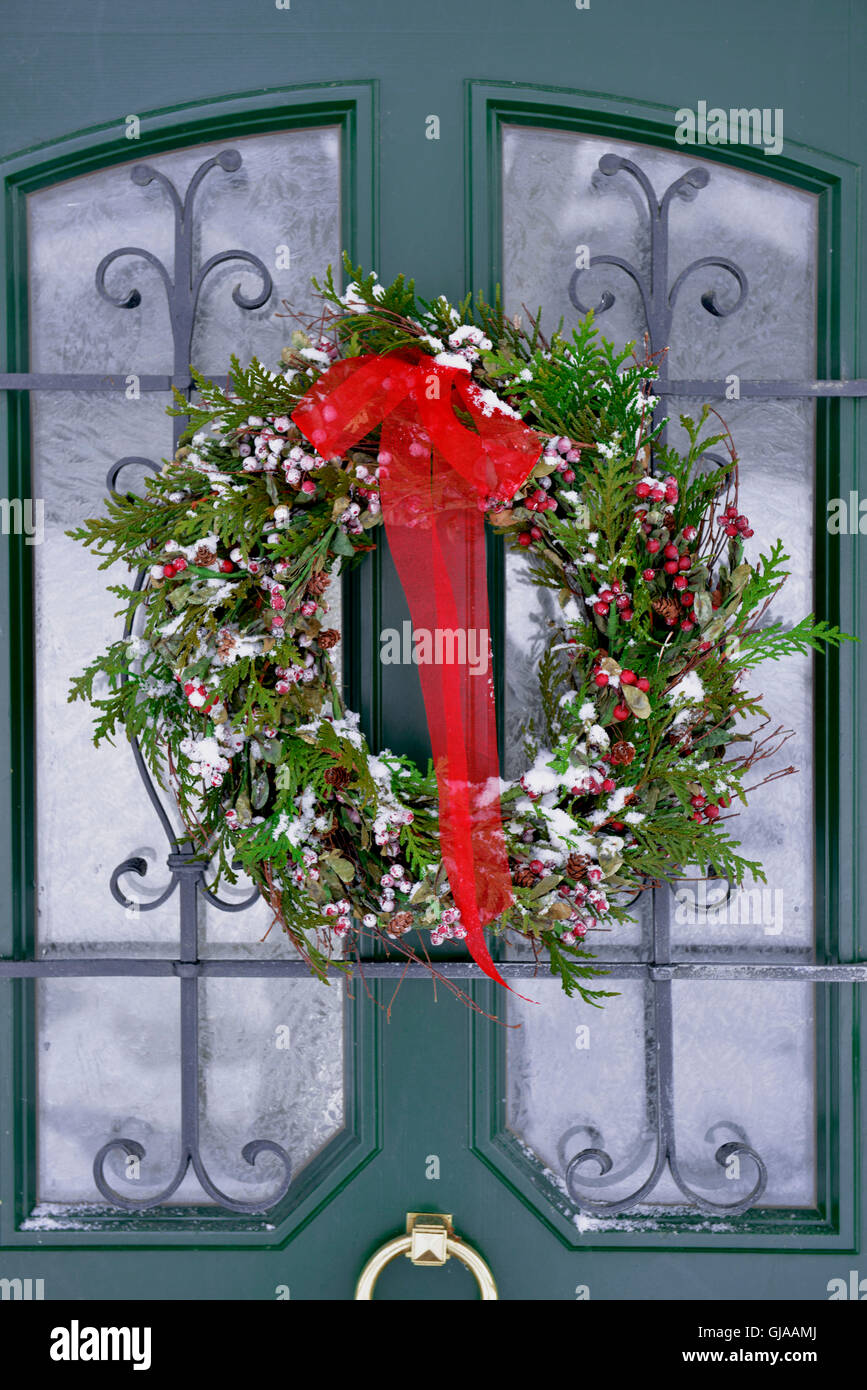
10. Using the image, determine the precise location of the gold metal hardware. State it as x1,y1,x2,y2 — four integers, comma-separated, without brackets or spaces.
355,1212,498,1300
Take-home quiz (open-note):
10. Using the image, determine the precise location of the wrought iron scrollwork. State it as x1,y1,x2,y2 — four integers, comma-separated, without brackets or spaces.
568,154,748,443
96,150,273,413
95,153,290,1215
94,850,293,1214
559,878,768,1219
557,158,764,1217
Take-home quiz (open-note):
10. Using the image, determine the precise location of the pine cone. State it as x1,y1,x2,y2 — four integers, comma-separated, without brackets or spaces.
306,570,331,596
194,544,217,568
387,911,414,937
324,765,352,788
662,510,678,532
512,865,538,888
317,628,341,650
711,586,724,609
652,595,680,625
609,741,636,767
565,853,590,881
217,633,237,661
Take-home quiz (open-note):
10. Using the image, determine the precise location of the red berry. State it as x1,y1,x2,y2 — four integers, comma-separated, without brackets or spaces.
678,554,691,571
220,559,234,573
173,556,188,572
602,777,616,792
620,669,637,686
518,532,533,547
599,589,614,602
563,468,576,482
664,560,679,575
183,682,195,696
530,526,543,540
529,859,544,874
680,620,695,632
637,676,650,693
620,608,634,621
646,539,661,554
692,811,704,823
663,543,679,560
704,804,720,821
642,568,656,581
301,479,316,494
718,794,731,808
635,481,651,498
163,562,177,578
608,820,625,832
741,528,754,538
613,704,630,721
593,601,609,617
673,575,687,591
594,671,609,687
545,498,558,511
724,524,738,538
680,591,694,606
690,794,706,808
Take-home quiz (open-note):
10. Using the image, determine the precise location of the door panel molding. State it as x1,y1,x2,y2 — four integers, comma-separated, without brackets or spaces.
0,84,382,1248
465,83,861,1252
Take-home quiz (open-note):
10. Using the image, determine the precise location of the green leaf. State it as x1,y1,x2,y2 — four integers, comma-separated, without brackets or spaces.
693,590,713,627
598,844,623,876
251,770,270,810
622,683,652,719
529,873,562,899
330,530,356,557
327,855,355,883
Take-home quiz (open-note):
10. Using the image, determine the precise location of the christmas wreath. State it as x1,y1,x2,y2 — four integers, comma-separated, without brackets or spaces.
70,256,849,1005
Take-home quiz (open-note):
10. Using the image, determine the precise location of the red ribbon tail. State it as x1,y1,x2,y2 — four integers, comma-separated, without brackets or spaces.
292,352,544,997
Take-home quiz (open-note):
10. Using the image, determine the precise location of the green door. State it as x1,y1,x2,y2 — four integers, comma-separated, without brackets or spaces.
1,0,866,1302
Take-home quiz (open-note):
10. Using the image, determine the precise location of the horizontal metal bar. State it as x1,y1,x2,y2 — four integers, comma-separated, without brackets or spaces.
1,958,865,981
0,371,226,392
659,379,867,399
2,374,867,400
0,373,176,392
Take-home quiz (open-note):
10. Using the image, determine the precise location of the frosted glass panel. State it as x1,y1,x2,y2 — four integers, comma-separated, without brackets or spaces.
28,127,341,375
502,129,817,953
508,980,814,1210
33,391,181,949
665,398,815,951
35,977,344,1206
29,129,346,1209
36,980,182,1205
508,981,649,1201
502,126,817,379
502,128,818,1213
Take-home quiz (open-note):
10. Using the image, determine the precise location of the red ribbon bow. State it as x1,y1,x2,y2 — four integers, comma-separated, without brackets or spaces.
292,350,541,986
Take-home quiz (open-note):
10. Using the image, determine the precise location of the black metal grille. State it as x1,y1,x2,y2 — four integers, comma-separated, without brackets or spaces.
1,147,864,1219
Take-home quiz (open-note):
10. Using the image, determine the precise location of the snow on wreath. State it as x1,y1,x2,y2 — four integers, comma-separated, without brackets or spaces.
69,256,852,1011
